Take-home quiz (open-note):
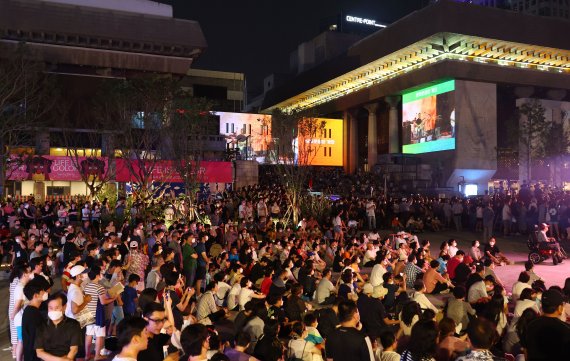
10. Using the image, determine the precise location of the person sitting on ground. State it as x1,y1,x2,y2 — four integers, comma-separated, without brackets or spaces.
436,317,469,361
445,286,476,334
424,260,453,295
455,318,502,361
411,279,439,313
469,240,483,262
376,330,400,361
484,238,512,266
512,271,532,302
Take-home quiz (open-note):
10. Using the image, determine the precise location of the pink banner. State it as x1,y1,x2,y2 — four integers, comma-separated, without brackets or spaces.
7,155,108,181
115,159,233,183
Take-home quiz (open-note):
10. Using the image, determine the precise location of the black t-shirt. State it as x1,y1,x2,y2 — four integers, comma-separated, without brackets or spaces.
357,295,387,338
137,333,170,361
484,244,500,256
35,317,82,357
23,305,44,361
524,316,570,361
165,289,183,330
326,326,374,361
382,283,399,309
316,308,339,339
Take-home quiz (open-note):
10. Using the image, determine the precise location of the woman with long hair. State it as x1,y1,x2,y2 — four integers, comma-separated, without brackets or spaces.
503,307,539,355
254,318,284,361
481,286,508,337
401,319,438,361
8,264,31,361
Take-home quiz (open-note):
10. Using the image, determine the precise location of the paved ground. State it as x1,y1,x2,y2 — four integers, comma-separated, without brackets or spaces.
0,228,568,360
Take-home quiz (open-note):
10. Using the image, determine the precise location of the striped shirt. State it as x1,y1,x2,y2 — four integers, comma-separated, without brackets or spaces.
83,281,105,318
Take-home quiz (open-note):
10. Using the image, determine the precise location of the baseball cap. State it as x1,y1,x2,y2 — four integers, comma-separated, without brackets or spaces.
129,240,139,248
69,265,88,278
362,283,373,295
541,289,564,309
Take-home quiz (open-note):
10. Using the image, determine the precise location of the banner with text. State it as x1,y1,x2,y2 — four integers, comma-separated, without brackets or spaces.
8,155,108,181
115,159,233,183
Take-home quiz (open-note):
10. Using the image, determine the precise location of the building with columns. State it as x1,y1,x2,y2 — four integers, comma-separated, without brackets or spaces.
261,0,570,194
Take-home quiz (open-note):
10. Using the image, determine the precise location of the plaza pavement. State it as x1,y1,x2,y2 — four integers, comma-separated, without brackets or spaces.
0,228,568,359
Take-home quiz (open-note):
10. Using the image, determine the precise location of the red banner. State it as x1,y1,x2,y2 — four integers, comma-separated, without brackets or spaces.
7,156,233,184
115,159,233,183
7,155,108,181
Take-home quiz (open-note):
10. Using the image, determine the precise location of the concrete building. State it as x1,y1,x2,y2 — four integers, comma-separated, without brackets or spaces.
261,0,570,194
0,0,238,199
182,69,246,113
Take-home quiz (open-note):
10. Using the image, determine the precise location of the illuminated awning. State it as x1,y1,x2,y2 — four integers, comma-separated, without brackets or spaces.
265,33,570,113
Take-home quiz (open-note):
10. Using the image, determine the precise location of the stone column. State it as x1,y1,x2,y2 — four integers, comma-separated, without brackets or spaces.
385,95,401,154
365,103,379,171
343,110,358,174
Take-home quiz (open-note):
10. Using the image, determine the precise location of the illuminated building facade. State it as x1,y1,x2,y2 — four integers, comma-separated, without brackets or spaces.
262,0,570,193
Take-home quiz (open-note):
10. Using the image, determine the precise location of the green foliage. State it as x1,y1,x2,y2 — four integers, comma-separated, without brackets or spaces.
519,99,549,160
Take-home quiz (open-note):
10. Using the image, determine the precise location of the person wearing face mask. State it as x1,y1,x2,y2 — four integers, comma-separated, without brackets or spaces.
325,300,375,361
182,233,198,287
65,264,92,320
22,277,50,361
36,293,82,361
84,265,119,360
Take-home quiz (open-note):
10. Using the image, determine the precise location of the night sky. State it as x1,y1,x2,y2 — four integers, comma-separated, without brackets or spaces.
164,0,426,93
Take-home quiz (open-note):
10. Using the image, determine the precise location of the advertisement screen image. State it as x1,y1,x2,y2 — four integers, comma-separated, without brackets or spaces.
402,79,456,154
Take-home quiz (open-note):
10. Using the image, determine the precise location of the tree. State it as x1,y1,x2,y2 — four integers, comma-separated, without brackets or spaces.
519,99,549,181
101,77,179,217
165,96,218,220
270,109,326,225
0,45,53,197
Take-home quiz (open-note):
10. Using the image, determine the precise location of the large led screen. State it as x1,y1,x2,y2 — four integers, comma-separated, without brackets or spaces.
295,118,343,166
216,112,272,163
402,79,456,154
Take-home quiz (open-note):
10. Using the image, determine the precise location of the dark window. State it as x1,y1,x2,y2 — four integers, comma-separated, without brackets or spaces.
193,84,227,100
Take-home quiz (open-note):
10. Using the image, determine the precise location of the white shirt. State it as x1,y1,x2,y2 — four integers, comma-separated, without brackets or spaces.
514,299,540,318
66,283,84,319
238,287,255,310
512,281,531,302
363,249,377,265
13,283,26,327
227,283,241,310
370,263,387,287
411,291,439,313
316,278,335,304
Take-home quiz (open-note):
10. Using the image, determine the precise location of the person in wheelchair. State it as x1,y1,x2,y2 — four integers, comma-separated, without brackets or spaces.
537,223,567,260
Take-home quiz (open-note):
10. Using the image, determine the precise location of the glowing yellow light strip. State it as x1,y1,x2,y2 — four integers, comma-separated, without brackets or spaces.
266,33,570,113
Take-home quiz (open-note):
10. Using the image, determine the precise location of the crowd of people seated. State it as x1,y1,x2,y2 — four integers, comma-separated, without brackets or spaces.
2,177,570,361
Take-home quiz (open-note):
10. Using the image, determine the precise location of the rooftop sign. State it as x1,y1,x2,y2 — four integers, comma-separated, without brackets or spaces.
345,15,386,28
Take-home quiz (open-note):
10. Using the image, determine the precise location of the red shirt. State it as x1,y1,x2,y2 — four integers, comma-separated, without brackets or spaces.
447,257,462,280
260,276,273,295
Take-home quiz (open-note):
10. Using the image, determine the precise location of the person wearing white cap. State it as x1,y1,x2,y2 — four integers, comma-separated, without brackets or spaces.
65,264,92,320
126,240,149,292
537,223,566,261
356,283,398,339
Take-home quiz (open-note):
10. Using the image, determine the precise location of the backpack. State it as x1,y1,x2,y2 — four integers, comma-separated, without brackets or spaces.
287,340,307,361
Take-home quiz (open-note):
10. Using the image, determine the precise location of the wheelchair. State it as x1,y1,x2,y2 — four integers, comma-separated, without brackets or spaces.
527,228,563,265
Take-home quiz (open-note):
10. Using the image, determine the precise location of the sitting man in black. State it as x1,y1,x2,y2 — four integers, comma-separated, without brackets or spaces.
36,293,82,361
